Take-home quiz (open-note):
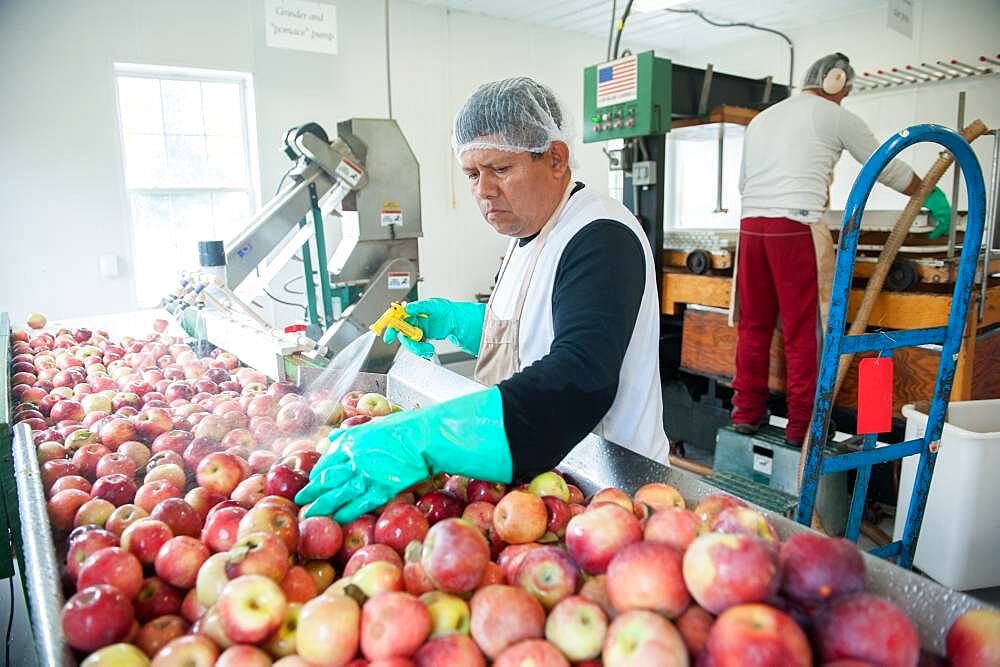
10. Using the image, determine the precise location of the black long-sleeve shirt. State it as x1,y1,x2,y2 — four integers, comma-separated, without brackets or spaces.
497,184,647,479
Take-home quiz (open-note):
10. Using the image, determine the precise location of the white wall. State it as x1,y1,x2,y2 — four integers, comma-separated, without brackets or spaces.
0,0,608,326
647,0,1000,212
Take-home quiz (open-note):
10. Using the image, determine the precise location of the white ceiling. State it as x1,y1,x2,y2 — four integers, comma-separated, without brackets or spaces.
409,0,886,53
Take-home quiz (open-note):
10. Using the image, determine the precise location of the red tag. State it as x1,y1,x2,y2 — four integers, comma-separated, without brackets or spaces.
857,357,893,434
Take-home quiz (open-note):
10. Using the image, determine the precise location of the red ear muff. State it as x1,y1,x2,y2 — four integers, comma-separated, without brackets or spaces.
822,67,847,95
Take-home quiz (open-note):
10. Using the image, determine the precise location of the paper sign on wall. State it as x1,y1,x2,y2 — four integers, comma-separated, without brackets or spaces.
887,0,914,38
265,0,338,55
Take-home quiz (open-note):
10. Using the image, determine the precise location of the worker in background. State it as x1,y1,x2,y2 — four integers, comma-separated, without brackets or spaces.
732,52,951,446
298,77,668,521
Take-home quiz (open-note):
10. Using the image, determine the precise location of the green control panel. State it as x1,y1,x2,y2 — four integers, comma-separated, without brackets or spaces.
583,50,672,143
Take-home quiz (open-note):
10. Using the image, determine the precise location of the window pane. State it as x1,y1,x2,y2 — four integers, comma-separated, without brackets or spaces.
170,193,214,249
117,77,163,134
213,191,252,241
202,82,243,136
123,133,166,188
161,79,204,135
206,135,247,187
164,135,207,186
129,193,176,306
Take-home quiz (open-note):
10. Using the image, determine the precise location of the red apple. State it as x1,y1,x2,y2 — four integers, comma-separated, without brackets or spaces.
98,417,139,450
682,533,780,615
494,490,547,544
280,564,318,603
361,591,431,660
150,634,219,666
338,514,376,564
90,473,137,507
692,494,747,527
238,504,299,553
150,498,202,537
265,464,308,500
216,574,287,644
704,603,810,667
298,516,344,560
185,486,227,522
195,452,245,496
779,532,865,605
947,608,1000,667
606,542,689,617
72,442,112,480
711,506,779,546
275,401,316,437
121,518,174,565
154,535,210,589
544,595,608,663
225,531,290,582
201,504,246,553
675,604,714,659
183,436,224,470
515,545,580,610
135,479,184,513
421,518,490,593
414,634,486,666
375,503,430,555
633,482,685,512
493,639,569,667
50,399,85,424
49,474,90,496
231,474,267,508
151,429,194,455
105,503,149,536
73,497,116,527
643,506,704,552
95,452,138,479
66,528,119,580
602,609,687,666
467,479,506,504
814,593,919,667
470,585,546,660
565,503,641,575
78,546,144,598
135,614,188,658
134,576,183,623
48,488,92,531
61,584,134,653
297,594,360,666
542,496,572,538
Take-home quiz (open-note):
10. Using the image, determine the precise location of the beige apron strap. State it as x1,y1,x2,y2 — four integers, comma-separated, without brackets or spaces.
811,217,837,331
727,230,741,327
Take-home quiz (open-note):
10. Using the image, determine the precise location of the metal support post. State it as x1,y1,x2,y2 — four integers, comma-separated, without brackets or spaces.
309,183,335,327
623,134,666,303
297,217,319,325
947,92,965,259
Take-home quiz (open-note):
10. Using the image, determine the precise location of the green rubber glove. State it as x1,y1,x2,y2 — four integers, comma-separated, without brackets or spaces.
925,187,952,240
295,387,512,522
382,298,486,358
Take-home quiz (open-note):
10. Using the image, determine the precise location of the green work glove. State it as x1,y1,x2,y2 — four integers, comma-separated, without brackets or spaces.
295,387,512,522
382,298,486,358
924,187,952,240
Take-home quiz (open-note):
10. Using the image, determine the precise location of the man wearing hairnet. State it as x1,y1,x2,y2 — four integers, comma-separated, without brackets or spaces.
732,53,951,446
298,77,668,521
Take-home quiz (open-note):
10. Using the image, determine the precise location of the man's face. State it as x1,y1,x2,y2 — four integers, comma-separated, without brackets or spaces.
460,143,569,238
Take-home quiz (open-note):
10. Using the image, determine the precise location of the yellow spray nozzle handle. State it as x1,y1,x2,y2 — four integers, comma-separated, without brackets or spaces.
370,302,425,342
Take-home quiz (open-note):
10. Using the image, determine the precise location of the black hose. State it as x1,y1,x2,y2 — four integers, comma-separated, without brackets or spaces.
611,0,635,59
605,0,618,60
666,8,795,90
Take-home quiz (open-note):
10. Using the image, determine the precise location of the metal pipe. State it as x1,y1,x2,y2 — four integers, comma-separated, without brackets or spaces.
950,59,987,74
890,67,919,83
714,121,727,213
949,92,966,260
906,64,943,80
384,0,393,118
309,183,335,328
935,61,966,75
980,55,1000,67
981,129,1000,319
877,69,908,84
12,423,75,667
922,62,957,77
863,71,895,85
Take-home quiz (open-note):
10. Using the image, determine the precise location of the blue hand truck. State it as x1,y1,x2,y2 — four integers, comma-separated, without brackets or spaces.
796,124,987,568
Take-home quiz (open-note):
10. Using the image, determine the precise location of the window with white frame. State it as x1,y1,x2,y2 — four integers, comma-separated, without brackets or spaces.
114,64,259,306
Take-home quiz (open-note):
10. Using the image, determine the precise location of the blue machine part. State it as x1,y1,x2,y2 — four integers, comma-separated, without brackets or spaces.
796,124,987,569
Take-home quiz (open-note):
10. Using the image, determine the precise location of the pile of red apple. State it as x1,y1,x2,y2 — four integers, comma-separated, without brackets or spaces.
8,321,1000,667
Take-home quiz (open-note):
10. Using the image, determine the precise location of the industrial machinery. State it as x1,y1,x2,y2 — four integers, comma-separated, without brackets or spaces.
164,119,422,379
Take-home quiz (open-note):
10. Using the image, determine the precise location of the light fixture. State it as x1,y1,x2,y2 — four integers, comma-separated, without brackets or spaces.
633,0,691,12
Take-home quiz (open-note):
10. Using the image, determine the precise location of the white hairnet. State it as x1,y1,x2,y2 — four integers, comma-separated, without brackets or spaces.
802,52,856,91
453,77,570,158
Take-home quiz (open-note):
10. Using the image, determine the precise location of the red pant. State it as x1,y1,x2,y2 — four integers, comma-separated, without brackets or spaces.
733,217,819,442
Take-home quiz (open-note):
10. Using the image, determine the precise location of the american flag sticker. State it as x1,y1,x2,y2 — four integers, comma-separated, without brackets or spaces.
597,55,638,107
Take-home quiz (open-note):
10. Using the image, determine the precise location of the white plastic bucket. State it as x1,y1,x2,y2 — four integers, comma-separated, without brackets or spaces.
894,400,1000,590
